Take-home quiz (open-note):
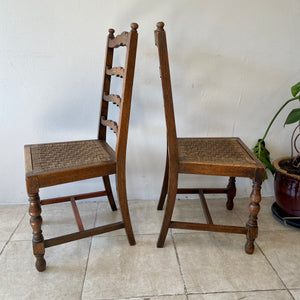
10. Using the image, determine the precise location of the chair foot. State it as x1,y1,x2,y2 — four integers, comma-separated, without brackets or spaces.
244,179,262,254
157,171,178,248
35,254,46,272
116,171,136,246
29,193,46,271
157,151,169,210
157,237,167,248
127,234,136,246
157,200,165,211
244,239,255,254
226,202,234,210
226,177,236,210
245,224,258,254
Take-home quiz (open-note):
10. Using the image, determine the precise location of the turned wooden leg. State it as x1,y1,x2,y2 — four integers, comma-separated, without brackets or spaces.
157,171,178,248
226,177,236,210
157,151,169,210
102,175,117,211
29,193,46,272
245,180,262,254
116,168,136,245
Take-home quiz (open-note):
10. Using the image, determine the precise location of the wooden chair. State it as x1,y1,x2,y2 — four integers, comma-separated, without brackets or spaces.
154,22,265,253
24,23,138,271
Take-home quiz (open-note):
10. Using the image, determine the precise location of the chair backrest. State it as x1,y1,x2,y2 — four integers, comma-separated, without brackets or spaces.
98,23,138,160
154,22,179,166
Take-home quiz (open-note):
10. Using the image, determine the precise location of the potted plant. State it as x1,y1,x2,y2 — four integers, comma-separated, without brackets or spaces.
253,82,300,226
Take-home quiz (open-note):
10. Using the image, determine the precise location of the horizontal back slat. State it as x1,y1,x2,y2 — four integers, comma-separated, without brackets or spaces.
100,117,118,134
108,31,129,48
103,93,121,107
105,66,125,78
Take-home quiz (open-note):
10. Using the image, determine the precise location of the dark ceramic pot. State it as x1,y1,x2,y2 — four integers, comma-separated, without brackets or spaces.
274,157,300,217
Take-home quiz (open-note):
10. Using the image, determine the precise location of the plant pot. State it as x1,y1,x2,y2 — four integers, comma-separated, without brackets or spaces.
273,157,300,217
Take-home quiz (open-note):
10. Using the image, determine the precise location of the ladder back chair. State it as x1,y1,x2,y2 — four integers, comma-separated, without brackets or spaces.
154,22,265,253
24,23,138,271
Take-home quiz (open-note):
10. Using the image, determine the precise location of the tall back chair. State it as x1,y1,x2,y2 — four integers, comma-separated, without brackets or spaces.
24,23,138,271
154,22,265,254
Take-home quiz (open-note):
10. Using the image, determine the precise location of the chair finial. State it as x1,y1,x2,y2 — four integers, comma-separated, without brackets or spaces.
131,23,138,31
156,22,165,31
108,28,115,38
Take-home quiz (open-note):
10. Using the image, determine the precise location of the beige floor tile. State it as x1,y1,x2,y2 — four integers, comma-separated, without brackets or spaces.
12,201,98,241
2,200,299,300
162,197,293,235
0,241,6,253
290,289,300,300
174,232,284,293
256,231,300,289
0,239,90,299
170,198,244,234
172,198,205,225
0,205,26,241
95,200,165,237
129,200,165,235
234,197,292,232
82,235,184,299
188,290,293,299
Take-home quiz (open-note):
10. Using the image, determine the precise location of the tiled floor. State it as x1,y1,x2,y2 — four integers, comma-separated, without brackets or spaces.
0,197,299,299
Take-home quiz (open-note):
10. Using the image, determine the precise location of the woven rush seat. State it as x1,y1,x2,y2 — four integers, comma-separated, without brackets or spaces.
25,140,115,175
25,139,116,188
178,138,256,165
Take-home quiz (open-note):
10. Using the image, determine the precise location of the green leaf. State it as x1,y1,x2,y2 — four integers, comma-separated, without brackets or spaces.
291,82,300,97
284,108,300,125
253,140,275,177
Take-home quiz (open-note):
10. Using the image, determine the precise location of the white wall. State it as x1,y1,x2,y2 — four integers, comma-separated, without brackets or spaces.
1,0,300,204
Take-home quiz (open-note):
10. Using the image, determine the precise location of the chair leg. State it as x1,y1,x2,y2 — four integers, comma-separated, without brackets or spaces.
116,170,136,245
226,177,236,210
29,193,46,272
157,151,169,210
245,180,262,254
102,175,117,211
157,171,178,248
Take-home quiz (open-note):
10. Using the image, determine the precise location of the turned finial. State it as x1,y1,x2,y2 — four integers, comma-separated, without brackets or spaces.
131,23,138,31
156,22,165,31
108,28,115,38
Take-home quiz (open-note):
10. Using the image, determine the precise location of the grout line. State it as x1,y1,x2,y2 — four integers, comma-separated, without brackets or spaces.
0,209,27,256
2,239,31,243
187,288,294,296
95,288,296,300
94,293,187,300
255,242,295,300
80,201,100,300
171,231,188,298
